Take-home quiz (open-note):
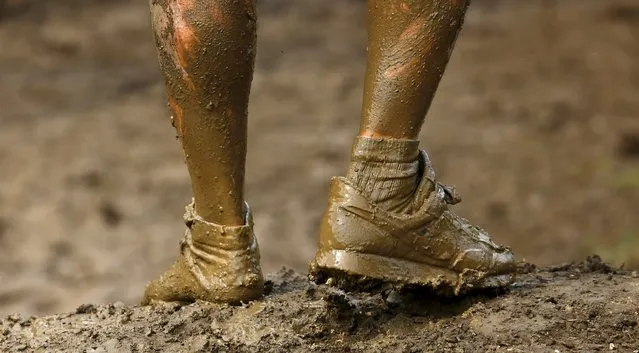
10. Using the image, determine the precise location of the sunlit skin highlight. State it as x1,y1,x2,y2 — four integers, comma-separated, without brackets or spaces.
359,0,470,139
168,94,184,136
171,0,197,70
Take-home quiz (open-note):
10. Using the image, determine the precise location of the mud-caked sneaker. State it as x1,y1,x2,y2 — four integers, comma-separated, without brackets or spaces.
309,150,516,294
142,201,264,304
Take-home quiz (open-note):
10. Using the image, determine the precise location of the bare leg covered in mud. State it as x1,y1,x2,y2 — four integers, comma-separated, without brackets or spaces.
141,0,264,304
142,0,517,305
309,0,518,294
360,0,469,140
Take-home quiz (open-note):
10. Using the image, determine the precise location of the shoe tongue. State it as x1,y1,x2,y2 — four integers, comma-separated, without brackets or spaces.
410,151,463,217
410,150,438,210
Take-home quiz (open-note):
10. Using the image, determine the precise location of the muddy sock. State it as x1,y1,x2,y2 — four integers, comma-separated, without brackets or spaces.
346,136,420,213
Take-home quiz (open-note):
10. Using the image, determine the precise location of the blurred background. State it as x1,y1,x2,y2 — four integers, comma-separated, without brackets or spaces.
0,0,637,315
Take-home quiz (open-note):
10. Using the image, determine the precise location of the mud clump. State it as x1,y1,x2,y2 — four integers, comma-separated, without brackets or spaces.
1,0,639,317
1,261,637,352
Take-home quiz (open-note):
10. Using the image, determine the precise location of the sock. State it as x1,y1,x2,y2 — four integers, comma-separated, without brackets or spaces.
346,136,420,213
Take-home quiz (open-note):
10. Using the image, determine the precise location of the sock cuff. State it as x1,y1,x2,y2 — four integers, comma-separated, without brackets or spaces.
351,136,420,163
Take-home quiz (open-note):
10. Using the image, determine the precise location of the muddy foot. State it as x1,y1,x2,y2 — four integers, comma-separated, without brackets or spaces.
309,150,517,295
142,201,264,305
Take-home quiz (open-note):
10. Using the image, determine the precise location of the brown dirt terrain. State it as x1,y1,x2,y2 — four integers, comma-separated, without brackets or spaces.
1,257,638,352
0,0,638,348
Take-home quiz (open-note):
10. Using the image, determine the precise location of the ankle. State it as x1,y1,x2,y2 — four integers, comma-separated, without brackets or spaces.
346,136,420,213
192,199,246,227
349,136,420,164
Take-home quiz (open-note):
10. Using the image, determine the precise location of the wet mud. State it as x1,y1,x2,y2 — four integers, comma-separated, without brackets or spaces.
1,257,638,352
0,0,638,321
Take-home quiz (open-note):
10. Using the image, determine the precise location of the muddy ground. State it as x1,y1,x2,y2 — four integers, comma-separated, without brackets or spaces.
0,0,638,329
1,257,638,352
0,0,639,351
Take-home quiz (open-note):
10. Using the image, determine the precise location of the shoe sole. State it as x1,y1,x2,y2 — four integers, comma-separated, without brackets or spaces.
310,249,514,295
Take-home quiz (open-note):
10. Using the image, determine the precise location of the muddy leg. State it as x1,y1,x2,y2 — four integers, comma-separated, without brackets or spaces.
360,0,469,139
142,0,263,304
340,0,472,213
309,0,516,292
151,0,257,225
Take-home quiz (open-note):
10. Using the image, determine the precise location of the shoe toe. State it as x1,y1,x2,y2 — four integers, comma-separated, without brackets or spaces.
490,248,517,275
141,257,202,305
445,211,516,276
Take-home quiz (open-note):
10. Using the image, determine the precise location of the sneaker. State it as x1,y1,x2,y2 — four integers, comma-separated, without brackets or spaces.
142,201,264,304
309,150,516,294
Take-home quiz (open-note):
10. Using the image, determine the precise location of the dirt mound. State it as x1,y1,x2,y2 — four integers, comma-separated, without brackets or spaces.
1,257,637,352
1,0,638,317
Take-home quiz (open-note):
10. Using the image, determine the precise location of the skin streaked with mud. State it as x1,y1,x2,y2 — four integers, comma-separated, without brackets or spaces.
150,0,257,226
1,259,637,352
143,0,266,304
360,0,470,139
